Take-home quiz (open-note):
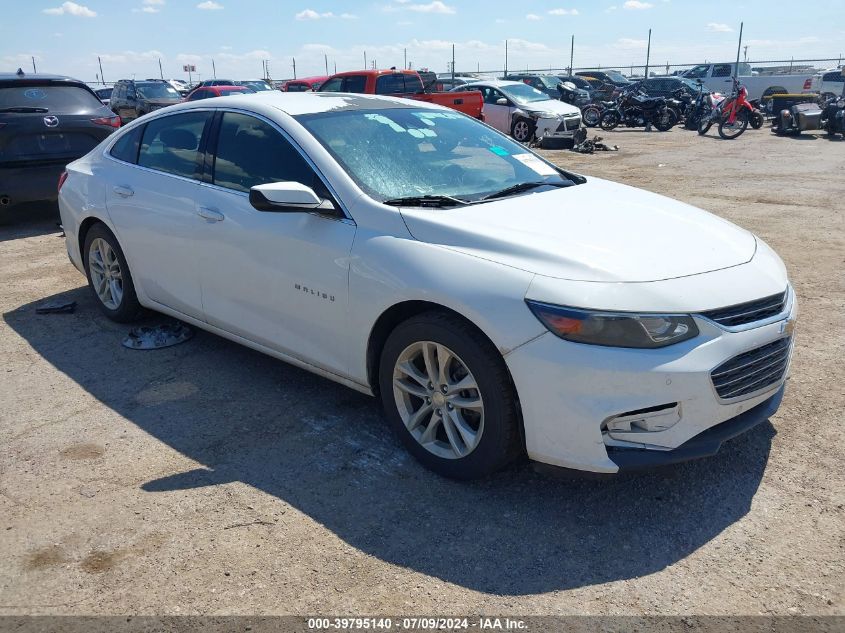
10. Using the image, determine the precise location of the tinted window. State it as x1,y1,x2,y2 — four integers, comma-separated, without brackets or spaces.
318,77,343,92
212,112,316,193
138,111,209,179
376,74,406,94
0,85,102,110
713,64,733,78
342,75,367,93
136,82,180,100
109,125,144,164
287,83,309,92
823,71,844,83
187,90,207,101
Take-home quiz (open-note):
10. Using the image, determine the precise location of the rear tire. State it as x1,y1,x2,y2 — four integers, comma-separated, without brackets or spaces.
654,110,675,131
581,105,601,127
750,111,764,129
698,115,714,135
83,223,142,322
378,311,521,480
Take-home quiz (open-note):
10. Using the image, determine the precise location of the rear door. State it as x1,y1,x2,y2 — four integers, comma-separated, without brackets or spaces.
479,87,512,133
104,110,212,318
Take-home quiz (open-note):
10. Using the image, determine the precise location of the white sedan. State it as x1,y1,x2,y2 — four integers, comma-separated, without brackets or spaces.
457,79,582,143
58,92,796,479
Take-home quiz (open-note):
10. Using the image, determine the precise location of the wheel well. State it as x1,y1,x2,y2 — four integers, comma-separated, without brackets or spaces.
77,216,107,260
366,301,496,394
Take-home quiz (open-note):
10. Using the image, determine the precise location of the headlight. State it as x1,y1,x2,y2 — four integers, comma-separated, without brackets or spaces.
530,111,560,120
837,99,845,108
525,300,699,348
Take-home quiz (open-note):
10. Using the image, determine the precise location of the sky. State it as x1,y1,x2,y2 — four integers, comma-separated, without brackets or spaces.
2,0,843,83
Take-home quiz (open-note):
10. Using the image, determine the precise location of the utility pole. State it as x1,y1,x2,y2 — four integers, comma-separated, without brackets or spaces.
98,56,105,84
31,56,37,73
404,48,407,70
292,57,296,79
734,22,744,81
364,51,367,69
159,58,164,80
212,59,216,79
644,28,651,78
451,44,455,81
325,53,328,75
743,45,748,62
504,39,508,76
569,35,574,76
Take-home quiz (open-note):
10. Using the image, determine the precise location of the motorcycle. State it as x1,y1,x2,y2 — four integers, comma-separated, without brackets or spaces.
698,78,754,139
665,88,693,126
581,99,615,127
599,86,674,132
774,93,845,137
684,81,712,130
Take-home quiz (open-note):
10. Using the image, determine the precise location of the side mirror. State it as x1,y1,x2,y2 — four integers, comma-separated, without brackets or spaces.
249,181,322,212
496,97,508,106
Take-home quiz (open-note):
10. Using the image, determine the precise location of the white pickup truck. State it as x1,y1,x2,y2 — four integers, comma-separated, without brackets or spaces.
680,62,814,101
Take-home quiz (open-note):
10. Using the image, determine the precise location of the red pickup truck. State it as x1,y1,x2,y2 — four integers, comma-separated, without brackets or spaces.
317,69,484,119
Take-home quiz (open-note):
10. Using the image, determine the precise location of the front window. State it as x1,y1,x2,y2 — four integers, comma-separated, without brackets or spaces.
135,82,180,100
685,65,710,79
499,83,550,105
296,107,579,203
604,70,630,84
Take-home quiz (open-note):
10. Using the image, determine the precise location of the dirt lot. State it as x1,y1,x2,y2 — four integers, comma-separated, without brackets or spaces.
1,125,843,617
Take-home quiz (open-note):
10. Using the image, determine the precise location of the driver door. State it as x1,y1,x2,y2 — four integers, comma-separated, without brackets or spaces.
193,110,357,376
480,87,512,133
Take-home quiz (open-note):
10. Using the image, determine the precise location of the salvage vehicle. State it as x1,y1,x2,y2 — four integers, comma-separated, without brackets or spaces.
0,70,119,213
110,79,182,124
503,74,590,108
680,62,813,102
575,69,632,88
318,69,483,119
459,80,582,143
58,92,796,479
774,94,845,137
280,76,328,92
184,85,253,101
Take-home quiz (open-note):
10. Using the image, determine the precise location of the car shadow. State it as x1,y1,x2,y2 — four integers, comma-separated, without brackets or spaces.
0,202,63,242
4,288,776,596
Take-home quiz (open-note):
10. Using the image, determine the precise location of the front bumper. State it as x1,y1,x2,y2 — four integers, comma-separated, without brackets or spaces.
535,115,582,138
505,291,796,473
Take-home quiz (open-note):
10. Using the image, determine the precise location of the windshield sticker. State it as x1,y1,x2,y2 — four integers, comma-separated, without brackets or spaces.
407,128,425,138
512,153,558,176
364,113,406,133
489,145,509,156
24,88,47,100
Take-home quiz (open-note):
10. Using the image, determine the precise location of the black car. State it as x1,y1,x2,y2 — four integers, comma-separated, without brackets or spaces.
556,75,597,98
0,71,119,212
575,70,632,88
110,79,182,124
634,76,710,98
503,73,590,107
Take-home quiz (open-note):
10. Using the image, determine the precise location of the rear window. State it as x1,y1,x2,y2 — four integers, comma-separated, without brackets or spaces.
138,111,210,179
376,74,407,94
0,84,102,110
342,75,367,93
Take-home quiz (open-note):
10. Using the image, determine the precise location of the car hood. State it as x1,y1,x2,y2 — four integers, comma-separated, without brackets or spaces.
399,178,757,283
518,99,581,116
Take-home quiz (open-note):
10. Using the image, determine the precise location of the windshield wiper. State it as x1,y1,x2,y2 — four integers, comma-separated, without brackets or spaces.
480,181,571,201
0,106,49,113
383,194,469,208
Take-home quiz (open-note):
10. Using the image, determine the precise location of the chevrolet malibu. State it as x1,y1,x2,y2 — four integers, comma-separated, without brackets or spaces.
58,92,796,479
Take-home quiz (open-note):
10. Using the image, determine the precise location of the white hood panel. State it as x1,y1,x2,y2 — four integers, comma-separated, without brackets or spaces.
400,178,757,283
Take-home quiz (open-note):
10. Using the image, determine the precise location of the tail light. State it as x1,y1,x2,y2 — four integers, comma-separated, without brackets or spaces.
91,115,121,128
803,79,813,90
58,170,69,192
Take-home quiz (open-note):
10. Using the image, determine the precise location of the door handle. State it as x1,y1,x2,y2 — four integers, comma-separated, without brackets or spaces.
197,206,224,222
113,185,134,198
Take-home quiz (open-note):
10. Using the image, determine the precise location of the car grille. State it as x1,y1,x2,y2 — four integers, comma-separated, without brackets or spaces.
710,337,791,400
701,290,788,327
556,115,582,132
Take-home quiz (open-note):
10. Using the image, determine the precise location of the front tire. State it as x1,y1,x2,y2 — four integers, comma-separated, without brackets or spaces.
510,117,535,143
378,312,521,480
599,110,620,130
718,109,749,139
653,110,675,131
581,105,601,127
83,223,142,322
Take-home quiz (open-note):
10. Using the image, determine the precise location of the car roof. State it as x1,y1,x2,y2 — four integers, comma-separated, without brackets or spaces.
462,79,527,89
165,91,439,116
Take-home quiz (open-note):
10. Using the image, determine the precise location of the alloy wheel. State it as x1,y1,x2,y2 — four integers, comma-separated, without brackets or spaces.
88,237,123,310
513,120,531,142
392,341,484,460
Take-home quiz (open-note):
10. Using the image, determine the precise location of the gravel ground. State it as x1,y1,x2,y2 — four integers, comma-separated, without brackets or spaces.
0,125,843,617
